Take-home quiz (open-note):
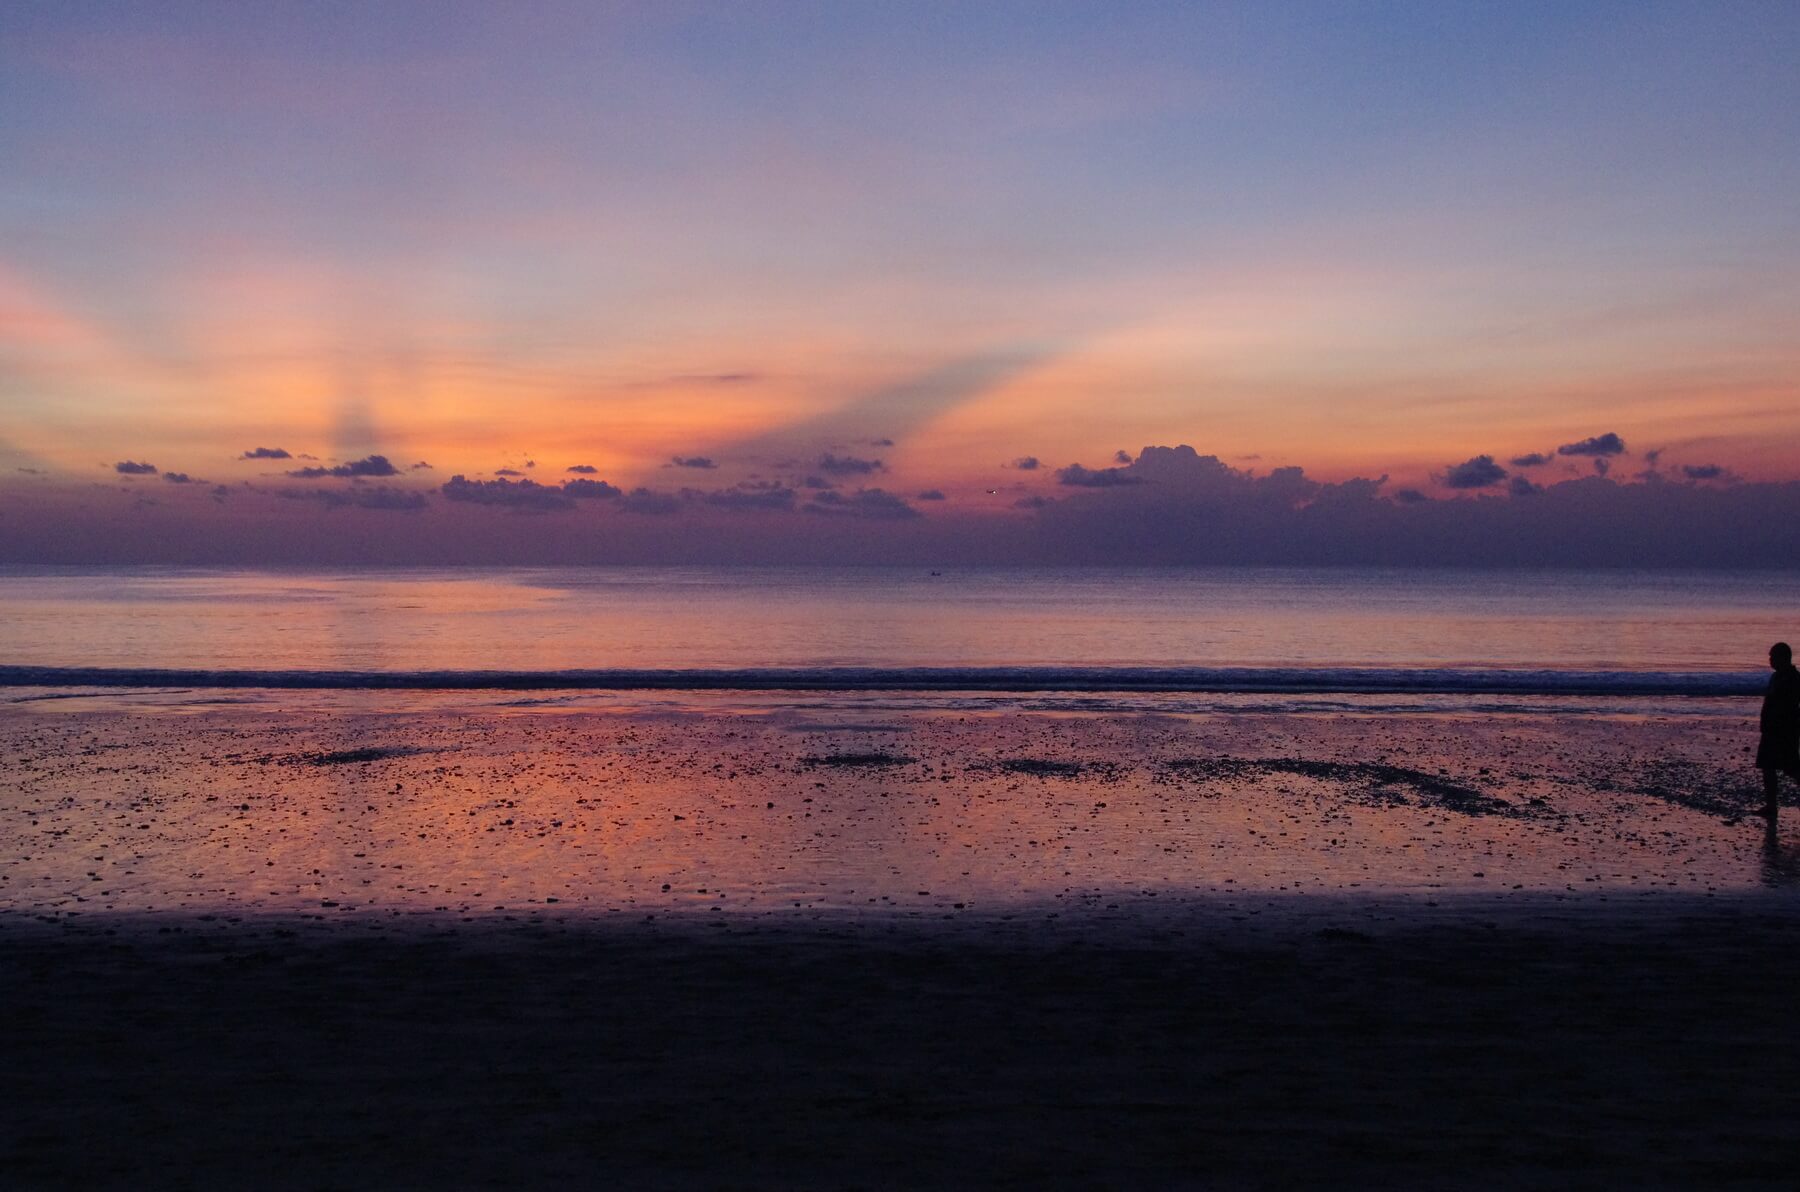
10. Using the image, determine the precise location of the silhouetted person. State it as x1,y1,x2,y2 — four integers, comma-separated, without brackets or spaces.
1755,641,1800,817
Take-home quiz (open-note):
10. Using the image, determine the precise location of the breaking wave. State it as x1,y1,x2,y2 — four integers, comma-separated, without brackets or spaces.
0,665,1765,697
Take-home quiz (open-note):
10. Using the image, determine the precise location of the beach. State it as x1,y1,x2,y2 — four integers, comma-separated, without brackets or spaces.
3,689,1798,1186
5,897,1800,1189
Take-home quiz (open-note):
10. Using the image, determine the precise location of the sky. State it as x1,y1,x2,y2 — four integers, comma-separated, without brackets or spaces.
2,1,1798,564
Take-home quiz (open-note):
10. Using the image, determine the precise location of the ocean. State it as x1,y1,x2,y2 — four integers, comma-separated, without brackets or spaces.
1,565,1794,697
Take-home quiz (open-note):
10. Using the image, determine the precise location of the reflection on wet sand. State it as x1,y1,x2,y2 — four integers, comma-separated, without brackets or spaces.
2,691,1793,919
1763,820,1800,887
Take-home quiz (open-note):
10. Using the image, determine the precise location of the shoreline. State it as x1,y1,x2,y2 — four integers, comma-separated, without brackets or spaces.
0,665,1768,697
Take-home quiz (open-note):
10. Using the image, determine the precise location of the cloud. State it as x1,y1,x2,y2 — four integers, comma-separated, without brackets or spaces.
162,472,198,484
1313,475,1388,504
566,464,598,474
804,488,920,520
440,474,574,512
1113,450,1133,464
287,454,399,479
801,475,835,489
1643,449,1663,468
18,440,1800,569
1440,455,1507,490
239,447,291,460
438,474,617,508
817,453,885,476
561,477,621,499
871,438,895,447
1025,445,1392,556
1015,443,1800,567
701,483,796,512
524,461,535,469
1057,462,1142,488
1011,456,1041,471
114,460,157,475
1557,433,1626,458
916,489,946,501
1509,452,1552,468
671,456,717,470
408,461,433,471
495,468,523,476
284,486,428,512
1015,495,1052,509
1060,446,1337,504
619,487,681,514
1682,464,1728,481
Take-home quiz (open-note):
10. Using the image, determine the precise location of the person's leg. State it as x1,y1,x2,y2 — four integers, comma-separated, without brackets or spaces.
1759,768,1780,815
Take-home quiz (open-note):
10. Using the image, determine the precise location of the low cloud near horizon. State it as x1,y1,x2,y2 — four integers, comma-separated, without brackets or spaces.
1558,433,1627,458
804,488,919,520
1441,455,1507,490
1023,445,1794,567
287,454,399,480
817,453,884,476
8,442,1798,567
1058,462,1141,488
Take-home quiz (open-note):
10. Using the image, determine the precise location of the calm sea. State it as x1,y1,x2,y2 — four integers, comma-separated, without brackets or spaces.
1,565,1795,695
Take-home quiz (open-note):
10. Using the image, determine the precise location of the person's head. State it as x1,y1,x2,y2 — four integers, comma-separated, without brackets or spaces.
1772,642,1793,669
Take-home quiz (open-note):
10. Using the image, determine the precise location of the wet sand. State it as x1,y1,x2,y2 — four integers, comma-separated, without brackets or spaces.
4,692,1799,1186
3,689,1793,915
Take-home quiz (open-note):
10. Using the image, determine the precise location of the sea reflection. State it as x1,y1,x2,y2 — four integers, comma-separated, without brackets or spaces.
2,564,1798,674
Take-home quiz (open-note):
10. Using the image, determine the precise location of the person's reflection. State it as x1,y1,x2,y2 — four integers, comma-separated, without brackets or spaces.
1761,819,1800,888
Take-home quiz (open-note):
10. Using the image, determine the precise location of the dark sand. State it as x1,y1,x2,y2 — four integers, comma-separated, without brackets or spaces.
4,691,1800,1187
5,903,1800,1189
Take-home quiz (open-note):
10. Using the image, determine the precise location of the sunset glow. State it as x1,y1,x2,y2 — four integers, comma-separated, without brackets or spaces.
3,2,1798,562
